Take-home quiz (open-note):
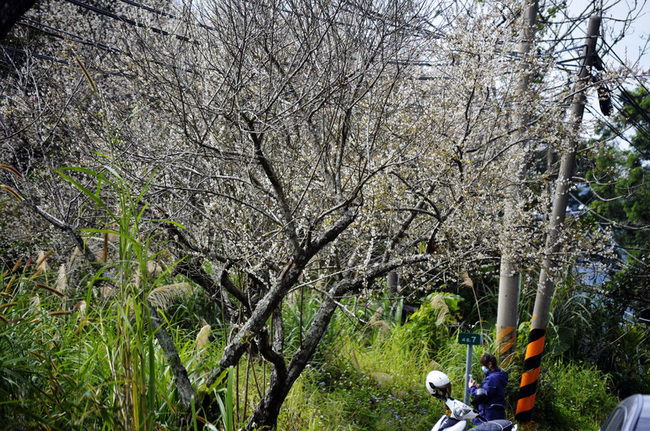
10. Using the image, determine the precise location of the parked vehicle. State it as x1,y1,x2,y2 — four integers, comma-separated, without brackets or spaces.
600,394,650,431
426,370,516,431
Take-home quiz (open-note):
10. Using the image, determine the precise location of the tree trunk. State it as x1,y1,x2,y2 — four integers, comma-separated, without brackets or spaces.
244,254,426,429
515,16,601,423
246,279,348,430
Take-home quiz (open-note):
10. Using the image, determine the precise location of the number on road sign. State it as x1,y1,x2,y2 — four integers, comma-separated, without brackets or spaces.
458,333,482,345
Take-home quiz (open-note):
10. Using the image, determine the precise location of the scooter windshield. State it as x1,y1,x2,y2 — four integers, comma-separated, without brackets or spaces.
446,399,478,420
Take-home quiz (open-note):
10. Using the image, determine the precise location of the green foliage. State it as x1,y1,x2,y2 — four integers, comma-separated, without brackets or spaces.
197,366,235,431
1,251,626,430
296,365,441,431
393,292,463,354
586,139,650,253
276,297,622,431
1,167,635,430
283,288,330,361
533,360,617,430
0,163,234,430
0,260,125,429
584,86,650,316
279,324,445,431
543,279,648,397
576,86,650,397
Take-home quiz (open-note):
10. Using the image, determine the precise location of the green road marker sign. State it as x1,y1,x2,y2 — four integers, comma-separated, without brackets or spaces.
458,332,482,345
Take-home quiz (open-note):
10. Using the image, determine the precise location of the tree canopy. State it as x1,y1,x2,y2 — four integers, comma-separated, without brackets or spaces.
1,0,648,428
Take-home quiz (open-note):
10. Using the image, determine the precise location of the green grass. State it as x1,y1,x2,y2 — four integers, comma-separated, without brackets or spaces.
1,251,625,431
274,293,621,431
0,261,625,430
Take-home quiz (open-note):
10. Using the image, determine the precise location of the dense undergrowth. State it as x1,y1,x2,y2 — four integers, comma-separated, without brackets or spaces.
274,297,619,431
0,254,625,430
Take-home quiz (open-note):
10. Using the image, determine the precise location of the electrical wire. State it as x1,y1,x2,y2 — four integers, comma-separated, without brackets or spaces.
4,0,646,105
115,0,218,31
63,0,197,44
7,0,605,77
18,18,121,54
1,45,130,77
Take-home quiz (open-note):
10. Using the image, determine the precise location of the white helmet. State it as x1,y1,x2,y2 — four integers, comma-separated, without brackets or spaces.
426,370,452,399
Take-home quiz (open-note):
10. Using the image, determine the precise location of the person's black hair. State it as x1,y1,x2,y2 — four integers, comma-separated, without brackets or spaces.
480,353,499,370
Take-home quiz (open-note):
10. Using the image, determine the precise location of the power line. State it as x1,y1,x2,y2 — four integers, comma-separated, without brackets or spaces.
600,38,650,95
63,0,197,43
6,0,640,105
116,0,180,20
1,45,130,77
18,18,121,54
18,0,602,76
115,0,218,32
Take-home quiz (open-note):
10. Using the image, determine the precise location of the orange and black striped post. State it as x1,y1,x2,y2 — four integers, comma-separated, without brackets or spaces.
515,327,546,422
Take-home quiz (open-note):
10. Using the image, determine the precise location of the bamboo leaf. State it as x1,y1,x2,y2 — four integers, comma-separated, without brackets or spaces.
151,219,186,230
57,168,116,220
225,366,234,431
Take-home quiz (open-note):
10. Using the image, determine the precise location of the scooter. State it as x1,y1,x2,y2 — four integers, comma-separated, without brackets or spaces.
426,370,517,431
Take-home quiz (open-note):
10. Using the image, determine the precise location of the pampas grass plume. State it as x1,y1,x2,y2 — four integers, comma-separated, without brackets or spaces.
196,324,211,355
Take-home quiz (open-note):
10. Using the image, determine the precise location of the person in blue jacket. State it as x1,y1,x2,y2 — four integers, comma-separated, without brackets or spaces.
468,353,508,424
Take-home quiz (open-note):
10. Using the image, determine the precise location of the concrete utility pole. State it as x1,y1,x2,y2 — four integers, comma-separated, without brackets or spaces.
495,0,538,367
515,15,602,423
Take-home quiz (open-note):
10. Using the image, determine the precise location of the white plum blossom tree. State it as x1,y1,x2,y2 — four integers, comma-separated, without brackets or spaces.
2,0,643,428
